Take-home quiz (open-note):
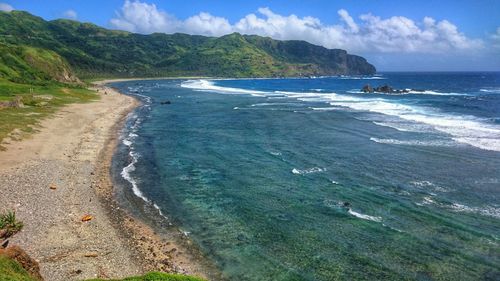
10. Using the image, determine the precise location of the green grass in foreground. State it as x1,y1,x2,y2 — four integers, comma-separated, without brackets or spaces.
0,79,98,150
0,257,205,281
87,272,206,281
0,255,36,281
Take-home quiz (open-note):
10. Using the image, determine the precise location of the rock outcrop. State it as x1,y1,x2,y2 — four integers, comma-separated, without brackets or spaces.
361,84,412,94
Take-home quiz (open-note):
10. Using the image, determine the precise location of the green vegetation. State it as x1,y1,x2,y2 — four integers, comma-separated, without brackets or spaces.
0,10,375,79
0,43,79,85
0,211,23,239
0,255,36,281
0,259,205,281
87,272,206,281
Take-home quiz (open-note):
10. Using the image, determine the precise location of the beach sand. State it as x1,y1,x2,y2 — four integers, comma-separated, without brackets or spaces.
0,83,207,280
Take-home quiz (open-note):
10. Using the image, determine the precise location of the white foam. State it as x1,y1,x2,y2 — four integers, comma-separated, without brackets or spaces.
369,137,454,147
410,181,450,192
134,93,152,103
450,203,500,219
311,107,342,111
348,209,382,222
153,203,169,220
480,88,500,94
292,167,326,175
120,151,150,203
181,79,270,97
372,121,432,133
406,90,464,96
332,99,500,152
417,196,436,206
347,90,364,94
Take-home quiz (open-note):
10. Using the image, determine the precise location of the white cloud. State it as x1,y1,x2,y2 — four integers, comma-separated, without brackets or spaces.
0,2,14,12
63,9,78,20
184,12,232,37
110,0,179,33
338,9,359,33
492,27,500,48
110,1,483,54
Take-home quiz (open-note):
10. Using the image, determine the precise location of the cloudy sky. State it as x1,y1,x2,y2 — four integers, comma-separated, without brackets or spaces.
2,0,500,71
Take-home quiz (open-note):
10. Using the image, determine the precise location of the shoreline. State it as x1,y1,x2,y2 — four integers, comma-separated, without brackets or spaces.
0,82,209,280
96,82,215,279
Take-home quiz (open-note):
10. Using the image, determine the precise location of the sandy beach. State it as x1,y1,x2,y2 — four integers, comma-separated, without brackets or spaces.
0,83,206,280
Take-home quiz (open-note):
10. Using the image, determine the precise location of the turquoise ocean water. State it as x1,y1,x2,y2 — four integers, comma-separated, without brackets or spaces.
111,73,500,280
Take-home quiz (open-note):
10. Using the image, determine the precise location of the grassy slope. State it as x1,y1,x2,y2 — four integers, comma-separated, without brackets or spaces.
0,255,36,281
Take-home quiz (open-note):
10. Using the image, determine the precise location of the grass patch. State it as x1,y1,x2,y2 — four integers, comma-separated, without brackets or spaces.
87,272,206,281
0,255,36,281
0,78,98,149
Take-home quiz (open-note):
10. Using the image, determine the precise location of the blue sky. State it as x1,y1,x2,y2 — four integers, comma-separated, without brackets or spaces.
2,0,500,71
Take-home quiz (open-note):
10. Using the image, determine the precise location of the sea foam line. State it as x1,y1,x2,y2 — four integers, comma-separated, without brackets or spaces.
369,137,455,147
292,167,326,175
119,102,169,221
480,88,500,94
348,209,382,222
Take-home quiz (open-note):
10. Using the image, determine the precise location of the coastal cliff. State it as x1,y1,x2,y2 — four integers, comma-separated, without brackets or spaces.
0,10,376,79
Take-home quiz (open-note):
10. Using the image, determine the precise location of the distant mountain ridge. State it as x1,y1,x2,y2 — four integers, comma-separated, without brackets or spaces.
0,10,376,81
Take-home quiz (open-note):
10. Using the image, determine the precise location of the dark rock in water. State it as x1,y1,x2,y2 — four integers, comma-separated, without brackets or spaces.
237,234,246,241
375,85,393,93
360,84,412,94
362,84,374,93
342,202,351,208
160,101,171,105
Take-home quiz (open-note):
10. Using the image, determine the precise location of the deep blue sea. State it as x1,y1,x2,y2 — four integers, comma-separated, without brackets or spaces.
111,73,500,281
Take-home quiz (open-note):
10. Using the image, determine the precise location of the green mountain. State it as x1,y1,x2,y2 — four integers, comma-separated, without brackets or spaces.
0,10,376,80
0,43,79,85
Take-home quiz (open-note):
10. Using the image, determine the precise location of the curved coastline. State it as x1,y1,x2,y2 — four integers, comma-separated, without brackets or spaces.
100,80,219,280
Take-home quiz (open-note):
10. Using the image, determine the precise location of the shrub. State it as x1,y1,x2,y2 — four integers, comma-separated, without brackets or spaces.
0,211,23,239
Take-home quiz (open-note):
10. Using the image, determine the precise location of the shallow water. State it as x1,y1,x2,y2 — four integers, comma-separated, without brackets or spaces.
111,73,500,280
